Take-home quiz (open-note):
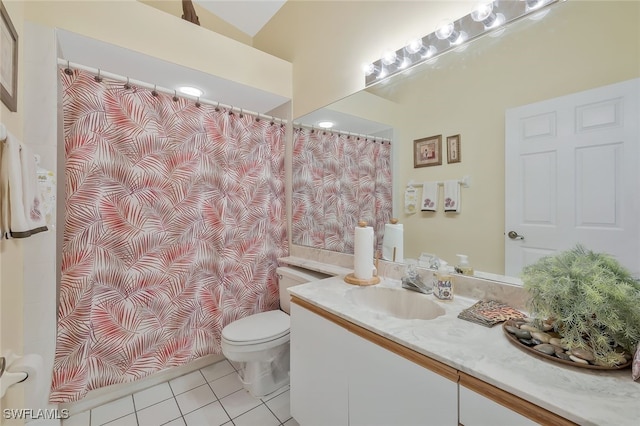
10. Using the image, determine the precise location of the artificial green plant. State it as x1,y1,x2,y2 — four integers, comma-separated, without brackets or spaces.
521,244,640,367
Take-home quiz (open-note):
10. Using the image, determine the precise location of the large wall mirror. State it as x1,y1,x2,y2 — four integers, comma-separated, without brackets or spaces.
293,0,640,279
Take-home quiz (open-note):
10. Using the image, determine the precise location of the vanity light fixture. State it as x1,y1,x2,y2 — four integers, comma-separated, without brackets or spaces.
363,0,561,87
177,86,203,97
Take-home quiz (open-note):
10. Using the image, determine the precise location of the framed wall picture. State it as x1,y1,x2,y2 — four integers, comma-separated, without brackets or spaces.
414,135,442,168
1,1,18,112
446,134,461,164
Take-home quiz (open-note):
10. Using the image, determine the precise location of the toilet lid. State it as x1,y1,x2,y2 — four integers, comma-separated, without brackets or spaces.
222,310,290,344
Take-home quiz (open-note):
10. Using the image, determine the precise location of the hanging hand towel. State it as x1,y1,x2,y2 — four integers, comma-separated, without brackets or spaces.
443,180,461,213
421,181,438,212
0,132,48,238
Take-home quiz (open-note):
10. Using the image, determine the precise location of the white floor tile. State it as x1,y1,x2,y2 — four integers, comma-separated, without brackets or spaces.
260,384,289,402
219,389,261,419
208,372,243,399
62,411,90,426
200,360,235,383
169,371,206,395
283,417,300,426
163,418,186,426
133,382,174,410
232,405,280,426
103,414,137,426
175,384,217,415
90,396,135,426
183,401,230,426
136,398,181,426
264,389,291,422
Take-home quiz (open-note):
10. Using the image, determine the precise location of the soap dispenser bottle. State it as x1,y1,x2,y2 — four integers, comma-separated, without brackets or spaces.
434,261,454,301
455,254,474,276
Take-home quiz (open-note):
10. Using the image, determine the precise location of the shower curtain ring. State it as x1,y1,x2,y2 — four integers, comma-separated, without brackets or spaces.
124,77,131,90
172,90,179,102
64,60,73,75
94,69,103,83
152,85,158,97
195,97,201,108
215,102,220,112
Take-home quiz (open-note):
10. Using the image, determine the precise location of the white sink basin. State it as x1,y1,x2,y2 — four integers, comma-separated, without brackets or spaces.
346,286,445,320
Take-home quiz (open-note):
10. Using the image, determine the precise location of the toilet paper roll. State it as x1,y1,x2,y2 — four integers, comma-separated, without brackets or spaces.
382,223,404,263
354,224,374,280
7,353,43,392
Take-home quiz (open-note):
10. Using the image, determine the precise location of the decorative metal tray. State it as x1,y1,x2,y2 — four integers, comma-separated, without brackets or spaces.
502,320,632,371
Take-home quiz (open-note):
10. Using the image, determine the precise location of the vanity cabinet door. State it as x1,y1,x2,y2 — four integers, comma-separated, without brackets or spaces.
459,385,538,426
290,303,349,426
348,332,458,426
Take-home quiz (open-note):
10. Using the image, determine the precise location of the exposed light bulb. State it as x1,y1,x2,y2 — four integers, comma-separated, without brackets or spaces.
405,38,424,55
435,21,464,44
362,63,376,76
317,121,334,129
422,45,437,59
525,0,543,11
381,50,398,66
177,86,203,97
471,2,504,28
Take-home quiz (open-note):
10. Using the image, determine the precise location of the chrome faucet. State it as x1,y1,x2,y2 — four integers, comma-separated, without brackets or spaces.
401,260,433,294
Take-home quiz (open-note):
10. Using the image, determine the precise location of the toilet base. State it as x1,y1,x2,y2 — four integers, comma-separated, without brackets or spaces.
233,343,290,398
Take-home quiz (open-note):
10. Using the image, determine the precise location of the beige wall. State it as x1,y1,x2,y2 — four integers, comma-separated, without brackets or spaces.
255,1,475,117
0,0,26,422
25,0,292,100
324,1,640,274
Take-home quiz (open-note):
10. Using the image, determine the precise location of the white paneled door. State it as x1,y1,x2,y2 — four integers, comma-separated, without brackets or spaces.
505,79,639,277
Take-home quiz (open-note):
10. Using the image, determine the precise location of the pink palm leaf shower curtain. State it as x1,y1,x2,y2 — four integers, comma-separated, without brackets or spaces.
292,127,392,254
51,69,287,403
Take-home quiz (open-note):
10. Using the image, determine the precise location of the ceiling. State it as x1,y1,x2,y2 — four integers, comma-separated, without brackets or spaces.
194,0,288,37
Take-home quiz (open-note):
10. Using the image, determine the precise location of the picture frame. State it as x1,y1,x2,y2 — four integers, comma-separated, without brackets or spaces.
446,134,461,164
414,135,442,168
1,1,18,112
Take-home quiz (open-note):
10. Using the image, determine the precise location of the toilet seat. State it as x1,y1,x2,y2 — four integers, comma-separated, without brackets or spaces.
222,310,290,346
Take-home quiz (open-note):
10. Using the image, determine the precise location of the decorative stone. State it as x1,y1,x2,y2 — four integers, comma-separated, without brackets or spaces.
514,329,532,340
569,355,590,365
541,322,554,332
519,338,534,346
505,325,519,334
534,344,556,355
530,338,543,345
556,352,572,361
531,332,551,343
569,348,595,362
549,337,566,349
520,324,541,333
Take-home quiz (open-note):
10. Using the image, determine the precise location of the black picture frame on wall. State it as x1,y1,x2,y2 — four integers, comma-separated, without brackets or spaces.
1,1,18,112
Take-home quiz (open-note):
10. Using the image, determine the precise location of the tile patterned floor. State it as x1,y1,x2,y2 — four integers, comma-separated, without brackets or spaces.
62,360,299,426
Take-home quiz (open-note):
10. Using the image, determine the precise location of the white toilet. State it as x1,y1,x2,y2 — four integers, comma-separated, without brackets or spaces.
221,266,330,397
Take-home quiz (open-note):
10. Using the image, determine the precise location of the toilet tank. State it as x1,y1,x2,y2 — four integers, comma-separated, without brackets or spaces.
277,266,331,313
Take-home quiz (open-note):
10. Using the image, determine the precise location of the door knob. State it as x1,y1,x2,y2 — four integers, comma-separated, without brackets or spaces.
507,231,524,240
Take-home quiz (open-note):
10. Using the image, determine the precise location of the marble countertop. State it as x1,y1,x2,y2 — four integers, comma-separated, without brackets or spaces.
288,275,640,426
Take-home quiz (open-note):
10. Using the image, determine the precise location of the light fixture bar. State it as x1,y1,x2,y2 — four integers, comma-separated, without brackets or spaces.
364,0,561,87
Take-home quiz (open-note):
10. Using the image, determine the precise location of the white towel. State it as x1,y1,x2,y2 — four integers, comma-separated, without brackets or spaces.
421,181,438,212
444,180,461,213
0,132,48,238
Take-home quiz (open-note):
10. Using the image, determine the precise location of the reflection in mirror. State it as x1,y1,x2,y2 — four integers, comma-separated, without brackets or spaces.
293,0,640,281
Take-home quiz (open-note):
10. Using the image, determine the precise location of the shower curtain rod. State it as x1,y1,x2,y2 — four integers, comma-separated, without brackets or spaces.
57,59,288,124
293,122,392,144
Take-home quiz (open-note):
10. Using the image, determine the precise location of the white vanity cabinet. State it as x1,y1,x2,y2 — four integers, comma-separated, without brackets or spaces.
348,330,457,426
290,301,458,426
289,303,349,426
459,384,538,426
